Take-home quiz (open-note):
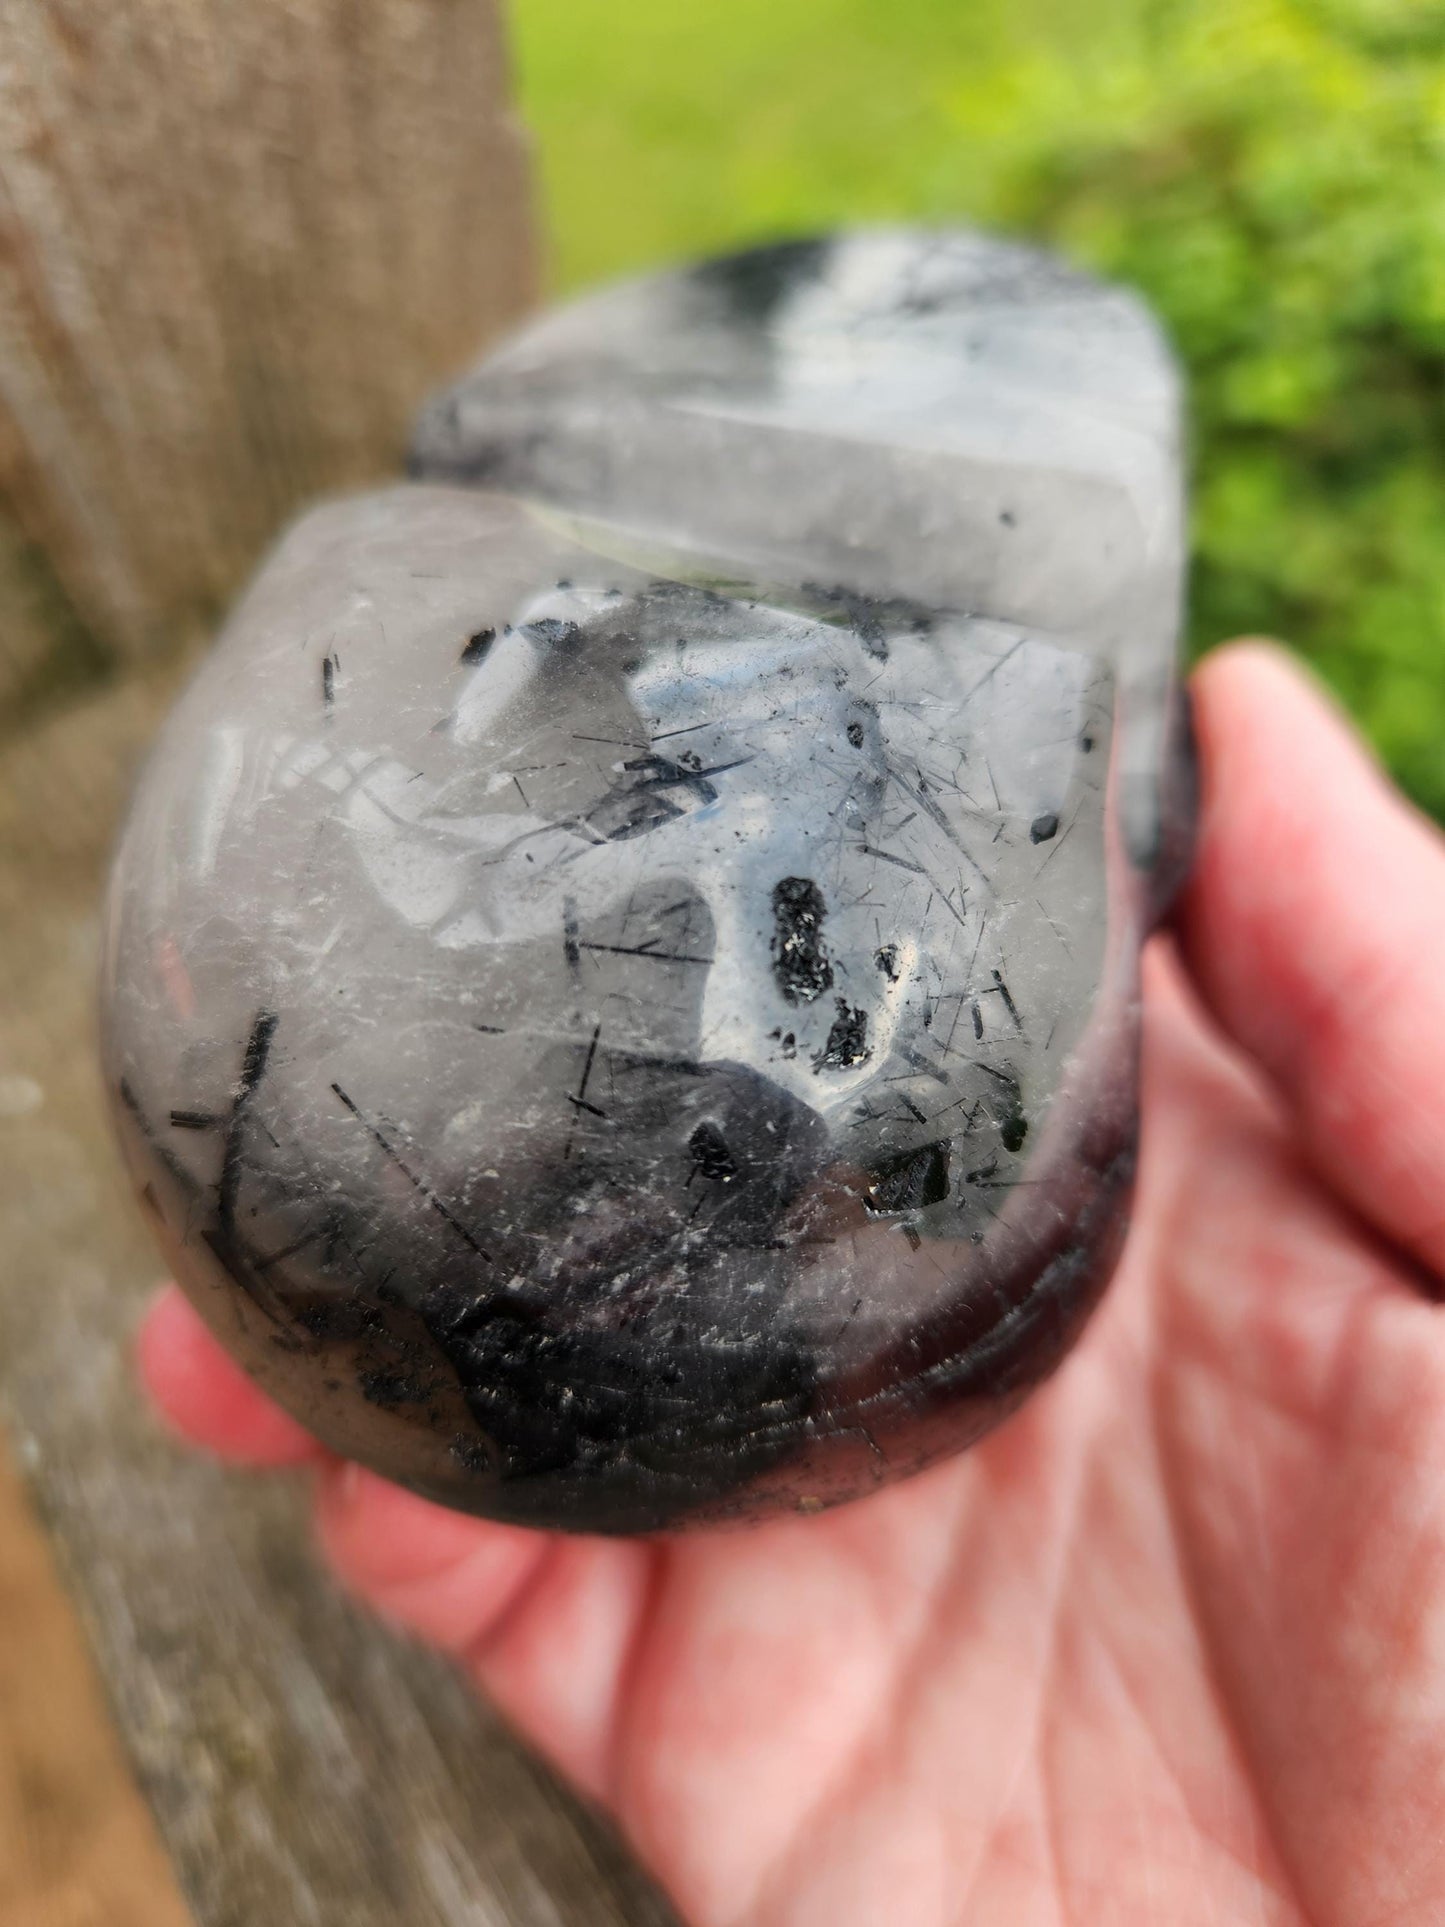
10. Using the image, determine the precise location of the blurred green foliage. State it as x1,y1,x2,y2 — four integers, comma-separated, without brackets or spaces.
510,0,1445,815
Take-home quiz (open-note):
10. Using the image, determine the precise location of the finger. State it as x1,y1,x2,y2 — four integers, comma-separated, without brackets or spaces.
1142,944,1445,1927
137,1284,324,1466
314,1465,655,1801
314,1463,550,1655
1177,642,1445,1281
469,1531,656,1805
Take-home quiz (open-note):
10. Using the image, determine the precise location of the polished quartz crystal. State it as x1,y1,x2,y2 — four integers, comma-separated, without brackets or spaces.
102,231,1194,1532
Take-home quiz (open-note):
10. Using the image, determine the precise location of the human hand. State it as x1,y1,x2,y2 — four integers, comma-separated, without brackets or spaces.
140,645,1445,1926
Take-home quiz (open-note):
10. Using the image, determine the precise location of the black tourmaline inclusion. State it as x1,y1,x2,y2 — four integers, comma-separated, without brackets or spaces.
101,230,1193,1531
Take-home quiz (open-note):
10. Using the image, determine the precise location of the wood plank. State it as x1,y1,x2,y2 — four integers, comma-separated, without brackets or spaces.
0,0,536,679
0,668,678,1926
0,1443,193,1927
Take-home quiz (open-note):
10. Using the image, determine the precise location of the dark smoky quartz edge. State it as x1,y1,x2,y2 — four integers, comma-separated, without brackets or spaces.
101,229,1194,1532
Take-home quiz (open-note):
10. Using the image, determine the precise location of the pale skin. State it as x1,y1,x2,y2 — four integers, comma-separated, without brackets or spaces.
140,645,1445,1926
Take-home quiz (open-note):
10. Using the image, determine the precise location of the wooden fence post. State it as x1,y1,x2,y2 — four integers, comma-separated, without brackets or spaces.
0,0,536,712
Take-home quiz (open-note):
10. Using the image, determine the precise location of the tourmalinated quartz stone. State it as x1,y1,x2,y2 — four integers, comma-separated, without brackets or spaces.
102,231,1194,1533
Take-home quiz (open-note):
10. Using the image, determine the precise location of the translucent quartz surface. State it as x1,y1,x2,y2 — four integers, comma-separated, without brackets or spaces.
413,229,1187,869
102,232,1192,1531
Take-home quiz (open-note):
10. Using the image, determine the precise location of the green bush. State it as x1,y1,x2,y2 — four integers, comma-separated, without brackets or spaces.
512,0,1445,816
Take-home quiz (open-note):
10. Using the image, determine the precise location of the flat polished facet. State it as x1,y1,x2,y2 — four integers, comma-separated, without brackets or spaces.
102,231,1193,1531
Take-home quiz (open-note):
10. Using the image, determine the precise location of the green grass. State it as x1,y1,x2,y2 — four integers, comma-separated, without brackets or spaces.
509,0,1445,817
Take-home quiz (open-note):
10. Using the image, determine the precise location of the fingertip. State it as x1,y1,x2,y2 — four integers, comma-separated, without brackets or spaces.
1177,639,1445,1277
1186,640,1410,858
1192,633,1353,740
1195,635,1296,676
137,1285,323,1467
1179,639,1418,1044
315,1462,549,1653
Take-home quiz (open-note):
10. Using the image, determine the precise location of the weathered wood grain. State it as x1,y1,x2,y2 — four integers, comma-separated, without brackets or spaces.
0,0,536,705
0,667,680,1924
0,1441,193,1927
0,506,97,717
